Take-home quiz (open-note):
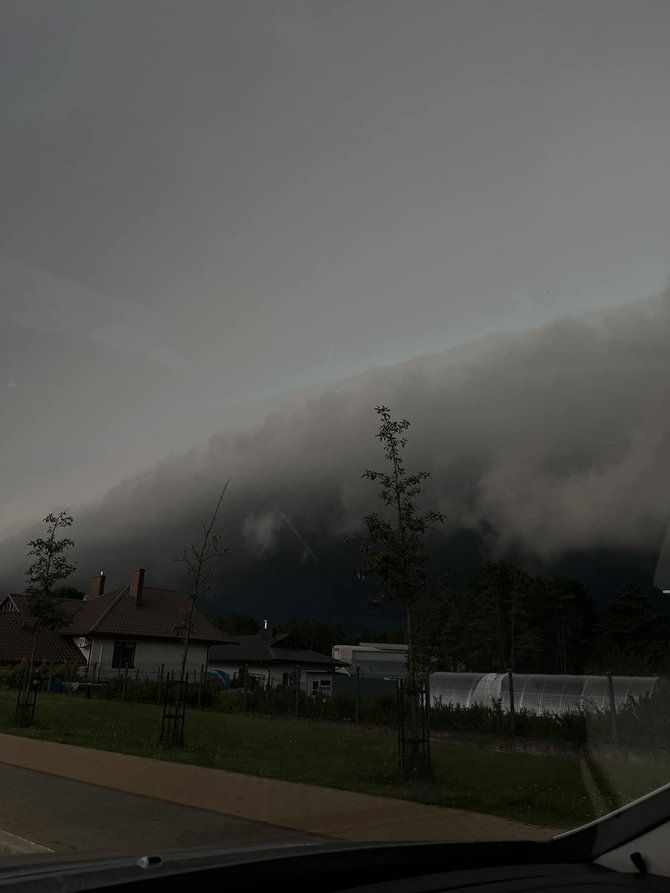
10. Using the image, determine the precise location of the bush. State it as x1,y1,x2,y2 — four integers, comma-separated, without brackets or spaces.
99,677,217,708
428,686,670,749
585,684,670,749
0,659,28,690
429,698,591,743
102,678,159,703
0,659,82,690
210,685,398,725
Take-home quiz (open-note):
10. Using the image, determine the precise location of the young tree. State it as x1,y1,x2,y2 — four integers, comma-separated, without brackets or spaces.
348,405,444,778
23,511,77,680
175,481,230,681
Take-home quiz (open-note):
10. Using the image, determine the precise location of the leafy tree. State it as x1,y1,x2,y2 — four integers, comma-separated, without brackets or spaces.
395,565,598,676
459,561,539,672
278,618,350,654
348,405,444,778
603,585,651,651
598,584,669,673
52,585,86,600
411,581,467,671
358,626,407,645
210,612,260,636
23,511,77,680
175,482,230,680
533,576,596,673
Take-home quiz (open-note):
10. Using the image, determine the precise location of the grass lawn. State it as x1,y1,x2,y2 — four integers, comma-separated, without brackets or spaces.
1,691,668,831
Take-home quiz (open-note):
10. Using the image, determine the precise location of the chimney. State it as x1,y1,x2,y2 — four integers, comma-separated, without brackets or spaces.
262,619,271,638
87,572,105,600
130,568,145,607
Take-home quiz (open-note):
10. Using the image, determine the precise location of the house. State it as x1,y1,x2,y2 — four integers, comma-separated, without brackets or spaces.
65,569,233,679
208,625,346,697
0,569,233,679
0,595,86,667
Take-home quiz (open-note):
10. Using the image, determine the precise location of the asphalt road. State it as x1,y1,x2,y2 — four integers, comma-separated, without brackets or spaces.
0,763,329,856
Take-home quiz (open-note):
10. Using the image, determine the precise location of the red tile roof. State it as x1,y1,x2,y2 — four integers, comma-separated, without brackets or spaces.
0,597,86,665
64,587,232,644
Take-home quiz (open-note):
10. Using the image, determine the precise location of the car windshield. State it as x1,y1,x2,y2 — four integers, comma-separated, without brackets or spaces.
2,0,670,864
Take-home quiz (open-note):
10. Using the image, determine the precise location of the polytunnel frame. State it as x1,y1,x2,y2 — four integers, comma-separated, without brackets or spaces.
428,671,658,716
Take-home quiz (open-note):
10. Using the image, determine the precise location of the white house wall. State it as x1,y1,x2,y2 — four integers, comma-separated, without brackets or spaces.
212,661,336,694
85,637,210,679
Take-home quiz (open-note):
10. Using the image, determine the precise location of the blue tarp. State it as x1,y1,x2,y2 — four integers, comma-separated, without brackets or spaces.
207,668,231,689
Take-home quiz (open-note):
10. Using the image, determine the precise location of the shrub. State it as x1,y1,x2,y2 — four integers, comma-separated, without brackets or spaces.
0,659,28,689
0,659,82,690
211,681,670,749
97,676,216,708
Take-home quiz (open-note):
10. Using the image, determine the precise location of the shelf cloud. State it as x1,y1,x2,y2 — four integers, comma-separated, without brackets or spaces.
2,289,669,617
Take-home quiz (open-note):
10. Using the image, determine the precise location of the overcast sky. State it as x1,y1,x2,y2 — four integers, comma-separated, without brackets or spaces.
2,1,670,562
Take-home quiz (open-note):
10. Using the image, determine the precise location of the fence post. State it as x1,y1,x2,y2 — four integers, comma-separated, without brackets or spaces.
197,665,204,709
606,672,618,744
507,669,515,735
122,664,129,701
295,665,301,718
355,667,360,723
425,670,432,769
243,663,249,714
397,679,404,775
157,664,164,705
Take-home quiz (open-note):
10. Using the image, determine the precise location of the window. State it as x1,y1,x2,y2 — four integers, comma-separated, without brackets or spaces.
112,642,136,669
282,672,291,686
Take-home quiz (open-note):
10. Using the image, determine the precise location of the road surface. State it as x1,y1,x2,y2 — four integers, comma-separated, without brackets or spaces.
0,763,328,856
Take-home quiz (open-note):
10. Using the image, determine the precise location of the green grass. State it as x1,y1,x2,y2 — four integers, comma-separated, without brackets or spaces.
1,691,668,831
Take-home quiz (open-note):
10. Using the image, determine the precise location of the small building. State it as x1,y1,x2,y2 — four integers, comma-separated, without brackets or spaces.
332,642,408,678
209,628,345,696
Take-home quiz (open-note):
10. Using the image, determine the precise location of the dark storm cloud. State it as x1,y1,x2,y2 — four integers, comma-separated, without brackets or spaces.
3,0,670,546
2,291,669,617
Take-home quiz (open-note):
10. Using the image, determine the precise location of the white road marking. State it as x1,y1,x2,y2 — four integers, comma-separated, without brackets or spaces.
0,829,53,855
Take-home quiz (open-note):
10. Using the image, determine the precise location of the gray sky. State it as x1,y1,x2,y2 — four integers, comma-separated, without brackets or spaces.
2,0,670,543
